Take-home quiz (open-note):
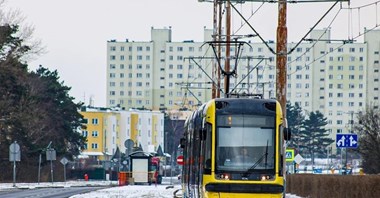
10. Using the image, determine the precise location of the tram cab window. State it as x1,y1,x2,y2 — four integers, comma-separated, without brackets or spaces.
216,115,276,171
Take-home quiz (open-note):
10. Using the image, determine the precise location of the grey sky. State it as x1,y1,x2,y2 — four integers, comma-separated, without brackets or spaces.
5,0,378,107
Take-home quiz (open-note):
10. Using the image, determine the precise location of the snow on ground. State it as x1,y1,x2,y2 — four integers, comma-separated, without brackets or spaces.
70,184,181,198
0,178,302,198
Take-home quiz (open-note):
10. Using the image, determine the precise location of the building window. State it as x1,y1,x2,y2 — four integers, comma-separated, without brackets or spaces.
92,118,98,125
92,131,98,137
91,143,98,149
82,130,88,137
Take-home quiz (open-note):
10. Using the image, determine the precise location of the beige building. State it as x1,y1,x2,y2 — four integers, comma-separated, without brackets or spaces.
79,107,164,160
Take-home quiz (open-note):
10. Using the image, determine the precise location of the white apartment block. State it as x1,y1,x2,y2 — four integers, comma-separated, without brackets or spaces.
107,27,214,111
106,27,380,150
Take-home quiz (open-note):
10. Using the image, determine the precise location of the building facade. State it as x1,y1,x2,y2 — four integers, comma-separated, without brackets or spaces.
107,27,214,111
80,107,164,160
106,27,380,152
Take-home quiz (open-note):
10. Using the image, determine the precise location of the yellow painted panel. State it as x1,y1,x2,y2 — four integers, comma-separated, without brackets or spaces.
131,114,138,144
80,112,105,153
152,115,157,145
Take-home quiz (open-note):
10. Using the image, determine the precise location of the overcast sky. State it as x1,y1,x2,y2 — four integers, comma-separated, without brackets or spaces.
4,0,379,107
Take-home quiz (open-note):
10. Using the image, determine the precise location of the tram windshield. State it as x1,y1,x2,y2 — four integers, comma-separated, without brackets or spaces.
215,114,276,173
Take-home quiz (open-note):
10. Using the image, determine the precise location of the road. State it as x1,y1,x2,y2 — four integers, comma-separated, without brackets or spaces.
0,186,106,198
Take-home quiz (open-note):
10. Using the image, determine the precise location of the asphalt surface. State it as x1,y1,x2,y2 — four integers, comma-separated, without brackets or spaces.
0,186,107,198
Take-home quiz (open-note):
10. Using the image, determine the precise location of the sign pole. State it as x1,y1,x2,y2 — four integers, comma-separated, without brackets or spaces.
50,149,54,184
345,148,348,172
13,145,16,187
38,153,41,184
9,141,21,187
64,163,66,182
60,157,69,183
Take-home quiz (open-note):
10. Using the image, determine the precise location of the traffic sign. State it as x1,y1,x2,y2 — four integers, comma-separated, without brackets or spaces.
177,155,184,165
336,134,358,148
60,157,69,165
285,149,294,162
9,142,21,162
46,148,56,160
294,154,305,164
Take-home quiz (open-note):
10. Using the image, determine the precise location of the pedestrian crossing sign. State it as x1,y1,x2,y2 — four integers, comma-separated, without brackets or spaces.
285,149,294,162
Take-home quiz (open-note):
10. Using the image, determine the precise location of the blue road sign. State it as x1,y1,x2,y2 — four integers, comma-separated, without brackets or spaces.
336,134,358,148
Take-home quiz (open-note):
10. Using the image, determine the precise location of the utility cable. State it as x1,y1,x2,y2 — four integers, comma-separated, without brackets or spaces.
288,25,380,77
288,1,380,76
287,6,342,73
233,2,265,35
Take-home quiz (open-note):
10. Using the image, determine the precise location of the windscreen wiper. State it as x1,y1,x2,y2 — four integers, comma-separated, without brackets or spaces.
243,140,269,175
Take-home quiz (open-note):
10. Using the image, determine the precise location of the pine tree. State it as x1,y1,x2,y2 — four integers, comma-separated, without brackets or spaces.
0,23,85,181
286,102,305,152
301,111,334,165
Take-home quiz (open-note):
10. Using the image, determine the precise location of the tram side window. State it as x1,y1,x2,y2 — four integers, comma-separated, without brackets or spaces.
203,122,212,174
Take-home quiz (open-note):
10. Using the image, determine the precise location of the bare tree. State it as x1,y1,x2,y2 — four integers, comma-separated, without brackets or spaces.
353,104,380,174
0,0,45,61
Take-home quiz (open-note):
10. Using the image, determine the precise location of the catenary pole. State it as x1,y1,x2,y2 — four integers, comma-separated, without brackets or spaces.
276,0,288,122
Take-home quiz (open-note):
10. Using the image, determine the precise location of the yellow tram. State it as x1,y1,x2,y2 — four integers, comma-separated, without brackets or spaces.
180,98,290,198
